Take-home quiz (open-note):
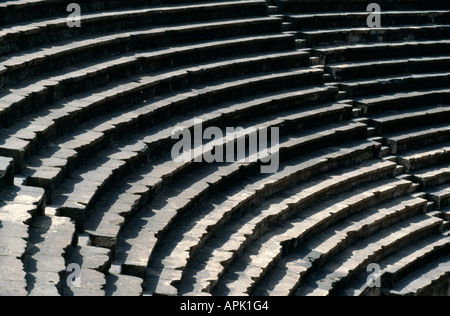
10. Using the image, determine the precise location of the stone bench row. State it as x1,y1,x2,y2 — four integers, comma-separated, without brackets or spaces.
254,194,427,296
110,121,367,280
369,104,450,135
288,11,450,30
24,214,77,296
315,40,450,65
0,0,224,26
356,87,450,115
0,16,283,89
339,71,450,99
396,142,450,172
58,234,112,296
294,215,443,296
0,0,268,56
384,121,450,155
153,141,382,295
22,74,330,203
387,253,450,296
178,165,404,296
0,184,45,295
411,163,450,189
328,56,450,82
1,61,317,173
212,161,401,296
82,93,345,248
47,231,142,296
343,234,450,296
428,183,450,210
275,0,449,13
51,98,352,232
0,156,14,187
0,32,295,128
300,25,450,48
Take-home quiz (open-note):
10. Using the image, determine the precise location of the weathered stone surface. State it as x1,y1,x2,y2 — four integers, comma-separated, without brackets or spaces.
105,274,143,296
1,0,450,298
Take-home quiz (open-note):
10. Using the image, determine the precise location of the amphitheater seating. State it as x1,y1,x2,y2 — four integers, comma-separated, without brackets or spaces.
0,184,45,295
293,215,443,296
190,168,408,296
25,214,76,296
342,234,450,296
255,195,433,296
387,254,450,296
0,0,449,296
152,149,391,295
0,156,14,187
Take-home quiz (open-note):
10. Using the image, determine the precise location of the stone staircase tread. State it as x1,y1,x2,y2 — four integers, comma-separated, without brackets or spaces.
295,215,442,296
120,136,376,280
159,144,387,295
217,193,422,296
24,215,76,296
342,233,450,296
388,253,450,296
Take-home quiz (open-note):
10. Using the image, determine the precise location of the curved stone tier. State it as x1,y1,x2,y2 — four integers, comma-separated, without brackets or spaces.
0,0,449,296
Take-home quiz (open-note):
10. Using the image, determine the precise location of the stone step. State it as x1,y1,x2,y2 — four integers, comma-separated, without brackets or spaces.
0,156,14,187
0,32,295,129
59,241,111,296
255,194,427,296
288,11,450,30
380,235,450,291
330,59,410,82
4,65,320,173
158,142,385,295
0,49,309,141
442,206,450,221
104,274,143,296
411,163,450,189
342,234,450,296
329,56,450,82
343,71,450,99
384,122,450,155
219,193,422,296
0,16,283,89
84,95,345,247
397,142,450,172
370,105,450,135
427,183,450,209
356,88,450,115
0,1,269,56
27,84,338,217
276,0,449,13
116,164,241,280
315,40,450,64
187,176,411,296
116,122,370,280
24,215,77,296
386,254,450,296
0,185,46,217
0,184,45,296
294,215,443,296
0,0,244,26
301,25,450,47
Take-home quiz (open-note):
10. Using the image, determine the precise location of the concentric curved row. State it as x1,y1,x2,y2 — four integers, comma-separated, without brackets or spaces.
0,0,449,296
